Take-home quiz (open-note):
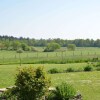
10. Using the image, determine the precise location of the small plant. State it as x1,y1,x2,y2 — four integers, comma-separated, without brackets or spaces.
65,68,75,72
16,49,23,53
96,67,100,71
47,82,76,100
84,65,93,71
48,68,60,74
96,62,100,67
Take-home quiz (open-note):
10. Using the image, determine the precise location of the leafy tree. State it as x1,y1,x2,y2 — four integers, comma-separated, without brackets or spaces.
11,41,21,50
20,43,30,51
0,43,5,50
1,35,100,48
44,43,61,52
67,44,76,51
3,67,51,100
4,42,10,50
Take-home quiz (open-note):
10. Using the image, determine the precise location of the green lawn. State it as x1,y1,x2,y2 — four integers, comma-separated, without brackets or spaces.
0,63,100,100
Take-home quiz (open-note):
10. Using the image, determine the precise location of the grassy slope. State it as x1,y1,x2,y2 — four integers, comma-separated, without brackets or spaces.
0,63,100,100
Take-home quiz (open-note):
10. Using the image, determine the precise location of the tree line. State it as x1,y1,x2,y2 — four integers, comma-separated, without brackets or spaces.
0,35,100,50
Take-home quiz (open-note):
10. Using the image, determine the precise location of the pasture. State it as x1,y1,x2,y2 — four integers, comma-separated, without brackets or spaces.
0,47,100,65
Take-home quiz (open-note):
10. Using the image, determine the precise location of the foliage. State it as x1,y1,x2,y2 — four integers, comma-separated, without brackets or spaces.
48,68,60,74
31,47,38,52
65,67,75,72
47,82,76,100
1,35,100,48
0,43,5,50
95,62,100,67
44,43,61,52
16,49,23,53
96,67,100,71
84,65,93,71
67,44,76,51
21,43,30,51
11,41,21,50
3,67,51,100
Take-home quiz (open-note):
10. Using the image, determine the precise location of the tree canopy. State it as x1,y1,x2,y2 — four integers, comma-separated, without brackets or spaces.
67,44,76,51
44,43,61,52
0,36,100,50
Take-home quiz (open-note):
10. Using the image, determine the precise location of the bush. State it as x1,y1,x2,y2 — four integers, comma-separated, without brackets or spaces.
96,67,100,71
16,49,23,53
47,82,76,100
84,66,93,71
3,67,51,100
65,68,75,72
96,62,100,67
48,68,60,74
31,47,38,52
67,44,76,51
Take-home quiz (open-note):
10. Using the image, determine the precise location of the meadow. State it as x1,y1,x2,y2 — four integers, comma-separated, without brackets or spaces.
0,47,100,100
0,47,100,65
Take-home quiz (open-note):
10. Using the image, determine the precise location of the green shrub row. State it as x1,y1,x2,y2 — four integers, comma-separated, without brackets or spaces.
48,64,100,74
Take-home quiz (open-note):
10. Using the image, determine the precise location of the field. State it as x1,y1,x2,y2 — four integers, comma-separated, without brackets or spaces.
0,47,100,65
0,47,100,100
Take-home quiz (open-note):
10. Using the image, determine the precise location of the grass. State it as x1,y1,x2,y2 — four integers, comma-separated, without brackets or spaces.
0,47,100,64
49,71,100,100
0,47,100,99
0,63,100,100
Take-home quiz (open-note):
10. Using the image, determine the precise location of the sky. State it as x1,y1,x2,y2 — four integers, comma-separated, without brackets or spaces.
0,0,100,39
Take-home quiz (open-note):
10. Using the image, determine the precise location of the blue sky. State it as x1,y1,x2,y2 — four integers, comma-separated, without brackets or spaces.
0,0,100,39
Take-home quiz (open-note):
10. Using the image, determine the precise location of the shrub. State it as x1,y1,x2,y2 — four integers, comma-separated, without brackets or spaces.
96,62,100,67
16,49,23,53
65,68,75,72
47,82,76,100
48,68,60,74
96,67,100,71
3,67,51,100
67,44,76,51
84,65,93,71
31,47,38,52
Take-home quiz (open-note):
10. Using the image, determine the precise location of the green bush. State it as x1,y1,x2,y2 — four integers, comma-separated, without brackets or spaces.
96,62,100,67
3,67,51,100
47,82,76,100
65,68,75,72
16,49,23,53
96,67,100,71
67,44,76,51
31,47,38,52
48,68,60,74
84,65,93,71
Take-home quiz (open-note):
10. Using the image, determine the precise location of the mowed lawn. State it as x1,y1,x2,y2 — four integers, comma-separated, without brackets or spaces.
0,63,100,100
